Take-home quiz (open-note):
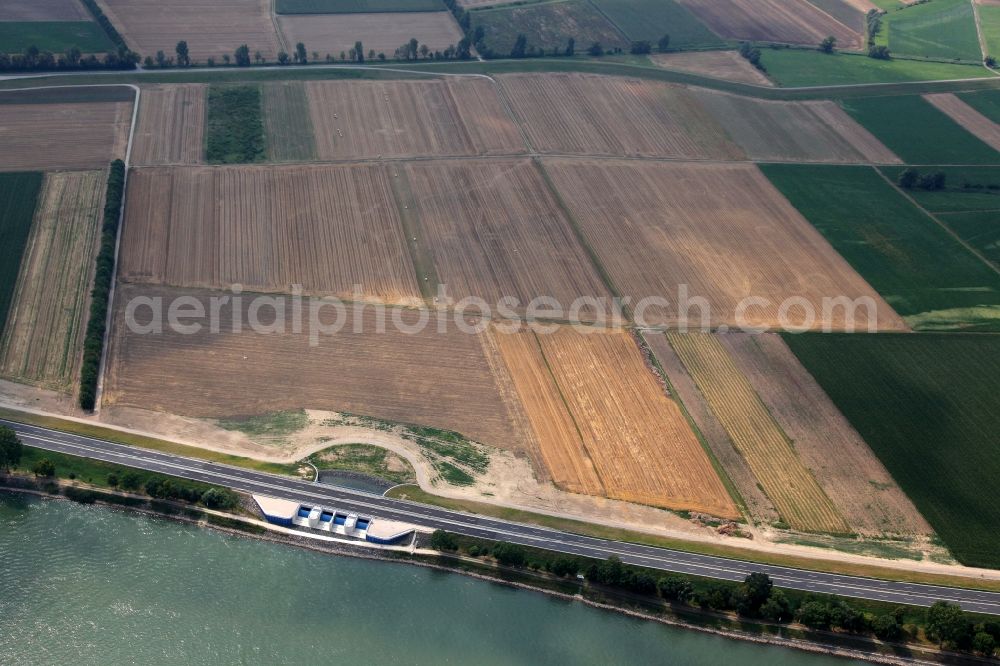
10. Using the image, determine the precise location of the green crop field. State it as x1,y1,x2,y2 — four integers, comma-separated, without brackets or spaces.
783,333,1000,569
262,82,316,162
276,0,444,13
472,0,626,56
978,5,1000,60
758,49,989,87
879,0,982,62
588,0,721,47
842,95,999,165
206,85,266,164
0,172,43,334
0,21,114,54
879,166,1000,213
761,164,1000,331
958,89,1000,124
937,211,1000,268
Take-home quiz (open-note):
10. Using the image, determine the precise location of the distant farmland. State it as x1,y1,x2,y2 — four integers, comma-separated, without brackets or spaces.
762,164,1000,331
0,22,114,54
841,95,999,165
499,74,743,159
276,0,445,12
588,0,722,47
0,101,131,171
784,333,1000,568
471,0,626,55
0,172,44,333
131,85,206,166
674,0,861,48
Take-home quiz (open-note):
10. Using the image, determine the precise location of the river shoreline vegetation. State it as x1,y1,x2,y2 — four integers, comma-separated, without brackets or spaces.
0,423,997,662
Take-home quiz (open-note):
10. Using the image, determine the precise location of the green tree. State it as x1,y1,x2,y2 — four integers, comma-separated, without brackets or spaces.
234,44,251,67
737,572,773,617
355,41,365,63
200,487,237,509
819,35,837,53
0,426,23,471
295,42,307,64
175,40,190,67
491,542,527,567
565,37,575,57
797,601,832,629
697,581,733,611
872,614,903,641
986,55,996,69
587,41,604,57
548,556,580,577
106,473,120,487
222,54,231,65
32,458,55,478
657,575,693,603
973,631,996,657
155,50,168,67
429,530,458,551
657,34,670,53
897,168,919,189
868,44,890,60
511,34,528,58
629,40,652,55
925,601,971,648
277,51,289,65
760,589,792,623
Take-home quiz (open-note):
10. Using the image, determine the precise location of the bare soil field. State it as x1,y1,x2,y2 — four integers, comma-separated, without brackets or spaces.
0,171,104,393
543,159,906,331
665,332,848,533
498,74,743,159
131,85,205,166
521,326,738,518
650,51,774,86
0,102,131,171
0,0,89,21
720,332,932,536
277,12,463,60
263,82,316,162
675,0,862,48
924,93,1000,152
692,90,902,164
642,331,779,524
119,165,422,305
397,159,611,318
104,283,529,450
96,0,281,61
307,78,525,160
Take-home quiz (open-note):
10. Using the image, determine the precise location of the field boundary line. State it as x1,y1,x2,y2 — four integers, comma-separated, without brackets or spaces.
972,0,990,71
581,0,631,48
874,165,1000,278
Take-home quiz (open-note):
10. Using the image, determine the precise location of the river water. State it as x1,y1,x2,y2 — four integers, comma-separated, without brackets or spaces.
0,492,864,665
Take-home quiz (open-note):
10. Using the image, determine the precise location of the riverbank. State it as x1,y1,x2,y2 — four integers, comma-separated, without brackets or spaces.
1,477,992,665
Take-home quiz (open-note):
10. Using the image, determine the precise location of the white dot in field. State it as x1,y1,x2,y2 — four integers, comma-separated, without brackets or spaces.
717,325,729,334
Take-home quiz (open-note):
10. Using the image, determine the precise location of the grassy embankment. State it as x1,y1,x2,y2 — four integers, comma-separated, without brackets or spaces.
783,334,1000,570
0,173,43,333
205,85,266,164
761,164,1000,331
758,49,993,87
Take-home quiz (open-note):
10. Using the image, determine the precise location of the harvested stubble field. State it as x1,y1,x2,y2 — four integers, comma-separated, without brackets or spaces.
805,0,873,32
471,0,626,55
543,159,905,331
650,51,773,87
397,159,610,318
590,0,723,46
498,74,743,159
665,332,848,534
691,90,901,164
0,0,90,21
923,93,1000,153
494,326,737,518
0,171,104,392
306,79,525,160
277,12,463,60
119,165,422,305
674,0,862,48
784,333,1000,568
0,102,131,171
719,332,930,537
96,0,281,61
105,283,528,451
131,85,205,166
262,82,316,162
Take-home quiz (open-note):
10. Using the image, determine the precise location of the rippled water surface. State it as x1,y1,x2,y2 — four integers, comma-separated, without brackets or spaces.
0,492,864,665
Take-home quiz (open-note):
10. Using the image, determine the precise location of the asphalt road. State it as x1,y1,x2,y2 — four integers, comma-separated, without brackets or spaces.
6,419,1000,615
